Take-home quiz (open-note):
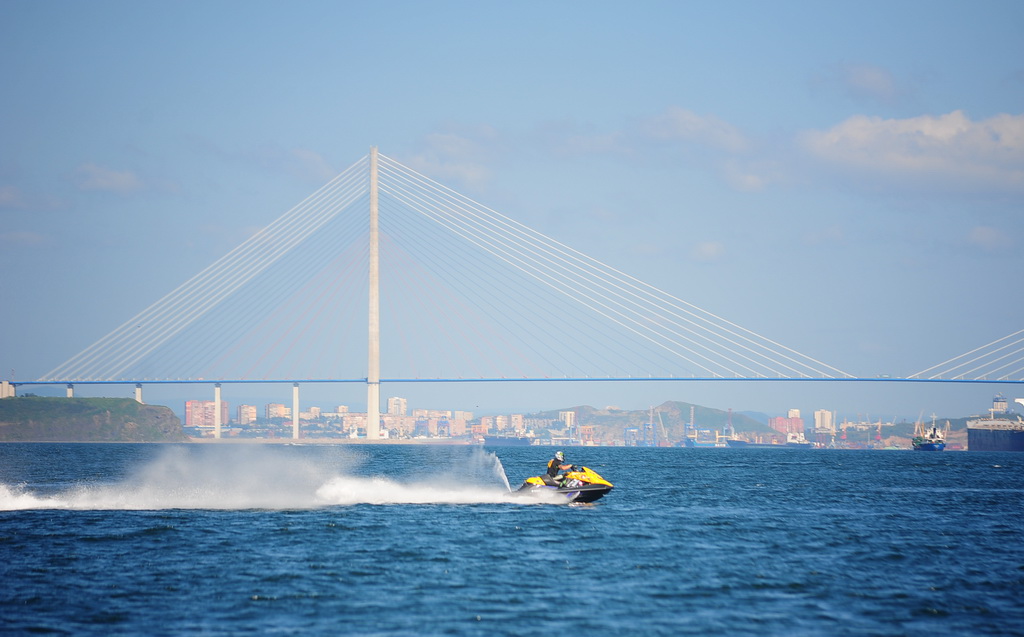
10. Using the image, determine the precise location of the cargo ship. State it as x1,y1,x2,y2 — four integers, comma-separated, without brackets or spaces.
968,395,1024,452
682,432,728,448
679,406,731,447
912,415,946,451
482,435,536,446
725,432,813,449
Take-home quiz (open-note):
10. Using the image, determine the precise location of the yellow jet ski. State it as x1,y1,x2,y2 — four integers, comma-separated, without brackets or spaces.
514,465,613,503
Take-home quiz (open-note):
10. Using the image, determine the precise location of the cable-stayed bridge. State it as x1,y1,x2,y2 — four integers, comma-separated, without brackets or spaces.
9,149,1023,437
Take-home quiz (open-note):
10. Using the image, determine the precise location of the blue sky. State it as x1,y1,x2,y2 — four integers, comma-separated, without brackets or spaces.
2,1,1022,422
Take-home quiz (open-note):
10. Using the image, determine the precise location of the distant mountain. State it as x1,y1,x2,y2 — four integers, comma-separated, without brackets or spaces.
530,400,774,444
737,411,770,425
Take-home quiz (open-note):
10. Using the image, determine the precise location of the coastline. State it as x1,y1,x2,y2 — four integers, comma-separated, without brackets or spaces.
184,437,476,445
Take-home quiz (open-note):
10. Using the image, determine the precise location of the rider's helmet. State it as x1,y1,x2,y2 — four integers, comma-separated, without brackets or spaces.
554,451,565,462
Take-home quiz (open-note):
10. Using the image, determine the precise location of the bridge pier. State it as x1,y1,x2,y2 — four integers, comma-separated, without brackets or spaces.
367,146,381,439
66,383,74,398
292,383,300,439
134,383,143,404
214,383,222,439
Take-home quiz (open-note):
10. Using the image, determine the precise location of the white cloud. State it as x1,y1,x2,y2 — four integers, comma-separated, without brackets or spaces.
642,106,750,153
247,146,337,184
723,171,768,192
531,118,632,159
689,240,725,262
286,148,337,183
74,163,144,194
812,63,905,105
529,108,772,190
967,225,1012,251
404,130,497,189
800,110,1024,193
721,159,777,192
638,108,782,190
0,184,63,211
842,64,899,102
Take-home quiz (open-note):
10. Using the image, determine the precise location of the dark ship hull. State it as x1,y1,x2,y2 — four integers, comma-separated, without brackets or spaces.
968,422,1024,452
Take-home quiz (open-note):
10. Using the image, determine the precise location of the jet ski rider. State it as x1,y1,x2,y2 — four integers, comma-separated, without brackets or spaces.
544,450,573,486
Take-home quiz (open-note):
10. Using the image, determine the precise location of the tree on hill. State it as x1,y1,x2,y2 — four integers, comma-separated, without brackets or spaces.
0,397,186,442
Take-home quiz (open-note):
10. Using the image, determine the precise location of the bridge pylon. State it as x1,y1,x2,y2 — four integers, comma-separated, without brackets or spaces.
367,146,381,439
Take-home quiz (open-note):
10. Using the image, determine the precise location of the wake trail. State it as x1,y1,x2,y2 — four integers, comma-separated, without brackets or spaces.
0,446,551,510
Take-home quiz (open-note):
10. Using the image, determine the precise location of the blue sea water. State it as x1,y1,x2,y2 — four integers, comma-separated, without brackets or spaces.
1,444,1023,636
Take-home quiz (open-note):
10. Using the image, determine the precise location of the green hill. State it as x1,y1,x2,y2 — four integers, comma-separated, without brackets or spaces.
0,397,186,442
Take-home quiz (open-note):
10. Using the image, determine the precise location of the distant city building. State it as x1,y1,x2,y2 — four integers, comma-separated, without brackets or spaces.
510,413,524,432
559,411,576,429
769,414,804,435
185,400,229,429
342,412,367,430
265,403,290,420
479,416,494,432
525,417,556,429
412,408,451,419
237,404,257,425
814,409,835,433
448,414,468,437
382,414,417,436
179,394,483,439
387,397,407,416
839,419,896,431
579,424,595,444
787,408,801,419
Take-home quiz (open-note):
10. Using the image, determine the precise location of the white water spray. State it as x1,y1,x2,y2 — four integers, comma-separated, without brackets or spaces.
467,447,512,491
0,446,536,511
